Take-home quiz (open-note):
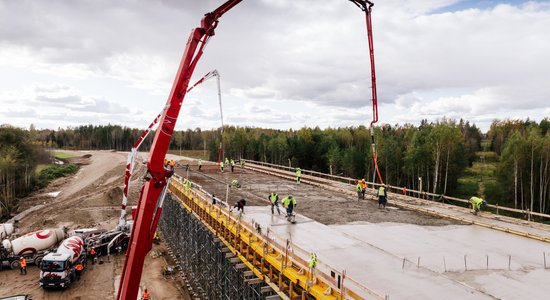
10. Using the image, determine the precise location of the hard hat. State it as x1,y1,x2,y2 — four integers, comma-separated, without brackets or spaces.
20,256,24,259
482,200,487,205
289,195,293,198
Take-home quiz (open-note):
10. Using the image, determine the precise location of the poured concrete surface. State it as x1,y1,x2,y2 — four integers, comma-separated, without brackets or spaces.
243,206,550,300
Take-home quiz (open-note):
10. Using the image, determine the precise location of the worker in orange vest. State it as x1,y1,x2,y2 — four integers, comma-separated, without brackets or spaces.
402,186,407,195
19,257,27,275
169,159,175,171
141,288,151,300
360,179,367,199
75,262,84,280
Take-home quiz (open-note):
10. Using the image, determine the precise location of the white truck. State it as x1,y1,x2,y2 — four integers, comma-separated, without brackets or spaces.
39,235,86,289
1,228,65,270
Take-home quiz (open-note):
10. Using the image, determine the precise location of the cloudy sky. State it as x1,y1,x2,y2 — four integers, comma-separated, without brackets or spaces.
0,0,549,132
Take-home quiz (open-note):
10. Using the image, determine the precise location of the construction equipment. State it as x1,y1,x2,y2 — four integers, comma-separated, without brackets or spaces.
350,0,384,185
118,1,381,299
186,70,225,168
39,236,86,289
1,228,65,270
118,70,224,230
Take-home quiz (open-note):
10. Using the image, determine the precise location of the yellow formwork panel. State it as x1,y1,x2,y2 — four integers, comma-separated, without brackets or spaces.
167,179,353,300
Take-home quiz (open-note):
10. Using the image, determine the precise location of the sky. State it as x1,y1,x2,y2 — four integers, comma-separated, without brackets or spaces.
0,0,549,133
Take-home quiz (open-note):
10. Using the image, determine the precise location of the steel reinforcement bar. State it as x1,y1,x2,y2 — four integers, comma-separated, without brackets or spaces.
165,177,386,300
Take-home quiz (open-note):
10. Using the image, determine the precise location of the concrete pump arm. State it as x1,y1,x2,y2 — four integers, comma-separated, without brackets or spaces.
117,1,379,299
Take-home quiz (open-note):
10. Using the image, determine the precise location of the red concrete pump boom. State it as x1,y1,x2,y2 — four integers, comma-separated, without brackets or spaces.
116,1,242,299
117,1,381,299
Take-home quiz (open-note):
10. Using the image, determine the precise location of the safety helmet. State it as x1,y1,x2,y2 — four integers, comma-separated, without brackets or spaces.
289,195,293,198
482,200,487,205
20,256,24,259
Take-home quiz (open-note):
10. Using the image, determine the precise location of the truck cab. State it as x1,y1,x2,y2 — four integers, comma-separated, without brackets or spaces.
39,253,75,288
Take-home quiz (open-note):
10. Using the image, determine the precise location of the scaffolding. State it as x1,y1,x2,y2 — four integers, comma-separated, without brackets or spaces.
160,193,269,299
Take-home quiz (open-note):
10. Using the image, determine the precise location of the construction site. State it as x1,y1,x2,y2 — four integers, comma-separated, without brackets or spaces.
1,1,550,300
1,150,549,299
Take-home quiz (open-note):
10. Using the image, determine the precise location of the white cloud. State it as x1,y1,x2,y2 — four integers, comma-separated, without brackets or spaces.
0,0,549,132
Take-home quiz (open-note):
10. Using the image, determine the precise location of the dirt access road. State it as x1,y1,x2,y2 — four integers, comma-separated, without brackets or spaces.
1,150,187,300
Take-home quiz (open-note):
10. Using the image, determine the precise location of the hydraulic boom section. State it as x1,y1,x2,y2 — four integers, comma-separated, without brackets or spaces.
186,70,225,168
350,0,384,184
116,1,242,299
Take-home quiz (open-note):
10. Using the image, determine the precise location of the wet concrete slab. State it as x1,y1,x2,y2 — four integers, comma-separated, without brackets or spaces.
242,206,550,300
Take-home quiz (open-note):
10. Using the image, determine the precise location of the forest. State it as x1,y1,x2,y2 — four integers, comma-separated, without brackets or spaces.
3,117,550,218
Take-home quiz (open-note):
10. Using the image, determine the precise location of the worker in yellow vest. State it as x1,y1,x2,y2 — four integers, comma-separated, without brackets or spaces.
470,196,486,215
378,185,387,208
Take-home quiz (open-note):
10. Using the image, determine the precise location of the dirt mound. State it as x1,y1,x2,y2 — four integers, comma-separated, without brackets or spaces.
106,186,123,204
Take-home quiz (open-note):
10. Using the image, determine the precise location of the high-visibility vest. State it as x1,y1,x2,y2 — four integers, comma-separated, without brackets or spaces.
142,292,151,299
270,193,278,204
470,197,483,206
90,249,96,255
296,168,301,176
378,187,386,196
360,180,367,189
170,160,175,166
20,258,26,267
75,264,84,271
230,159,235,166
309,253,317,268
356,183,362,192
283,197,296,208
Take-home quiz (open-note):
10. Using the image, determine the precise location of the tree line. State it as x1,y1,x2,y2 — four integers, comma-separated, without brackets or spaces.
19,117,550,214
0,125,50,219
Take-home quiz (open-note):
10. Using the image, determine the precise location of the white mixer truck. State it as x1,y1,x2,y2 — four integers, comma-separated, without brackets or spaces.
1,228,65,270
39,235,86,288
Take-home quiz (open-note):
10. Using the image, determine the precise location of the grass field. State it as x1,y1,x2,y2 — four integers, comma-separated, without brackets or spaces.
53,151,76,159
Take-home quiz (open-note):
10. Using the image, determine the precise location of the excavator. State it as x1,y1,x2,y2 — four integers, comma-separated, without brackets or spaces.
116,1,381,299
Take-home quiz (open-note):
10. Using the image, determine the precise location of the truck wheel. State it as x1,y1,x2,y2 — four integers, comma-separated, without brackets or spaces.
10,260,19,270
34,256,43,267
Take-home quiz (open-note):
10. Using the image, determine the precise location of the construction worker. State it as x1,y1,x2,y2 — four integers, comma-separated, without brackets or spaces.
378,185,387,208
230,159,235,172
282,195,297,220
19,257,27,275
240,159,245,168
308,253,317,280
211,194,217,205
360,179,367,199
74,262,84,281
402,186,407,195
220,161,224,173
225,157,230,166
269,192,281,215
198,158,202,171
89,247,97,265
355,180,363,200
232,198,246,214
470,196,487,214
169,159,175,171
141,288,151,300
295,168,302,184
163,158,168,168
184,178,191,191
